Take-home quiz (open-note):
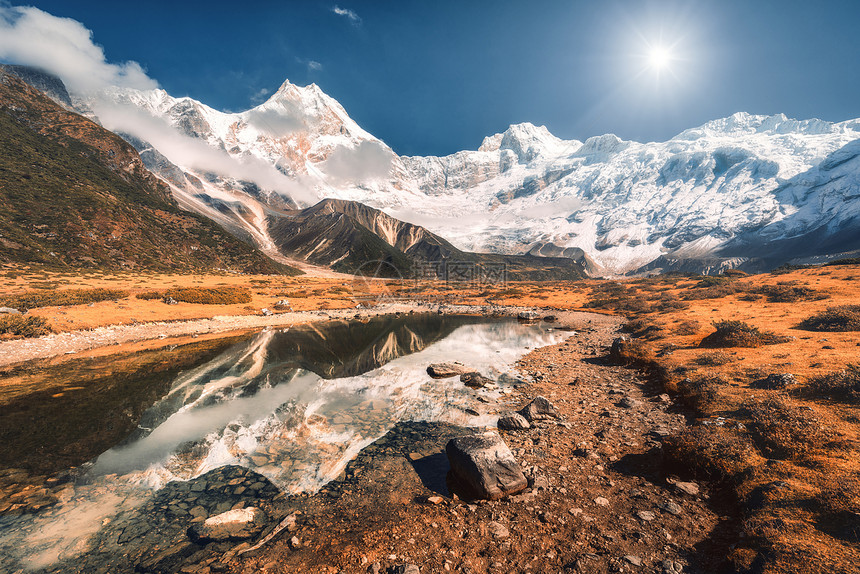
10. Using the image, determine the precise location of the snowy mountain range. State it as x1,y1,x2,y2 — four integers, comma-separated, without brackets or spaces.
64,77,860,274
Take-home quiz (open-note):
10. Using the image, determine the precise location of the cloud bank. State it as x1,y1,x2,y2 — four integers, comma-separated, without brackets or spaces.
90,96,318,204
322,141,394,184
0,5,157,93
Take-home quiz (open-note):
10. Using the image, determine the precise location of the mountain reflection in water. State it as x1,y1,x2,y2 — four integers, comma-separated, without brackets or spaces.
0,314,571,571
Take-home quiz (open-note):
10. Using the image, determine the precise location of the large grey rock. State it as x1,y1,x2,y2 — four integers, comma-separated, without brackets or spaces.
0,307,21,314
445,432,527,500
517,310,539,322
427,362,469,378
497,413,531,430
187,507,267,542
518,396,560,422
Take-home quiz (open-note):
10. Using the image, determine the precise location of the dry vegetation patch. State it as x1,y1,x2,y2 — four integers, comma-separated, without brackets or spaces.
0,315,52,339
699,320,791,348
745,397,833,461
800,364,860,403
0,288,128,310
136,286,252,305
799,304,860,331
664,425,761,480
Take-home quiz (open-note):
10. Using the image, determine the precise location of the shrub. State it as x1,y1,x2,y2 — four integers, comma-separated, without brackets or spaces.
681,278,750,300
608,335,655,367
677,376,725,414
799,305,860,332
699,320,790,348
754,285,830,303
0,288,128,311
746,397,831,460
0,315,52,339
801,364,860,403
663,426,760,480
136,286,252,305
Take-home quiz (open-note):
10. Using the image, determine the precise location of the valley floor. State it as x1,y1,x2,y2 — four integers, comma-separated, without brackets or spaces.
1,264,858,573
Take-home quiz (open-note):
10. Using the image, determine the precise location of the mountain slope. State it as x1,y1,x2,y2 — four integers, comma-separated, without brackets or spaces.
269,199,589,279
85,77,860,274
0,67,298,274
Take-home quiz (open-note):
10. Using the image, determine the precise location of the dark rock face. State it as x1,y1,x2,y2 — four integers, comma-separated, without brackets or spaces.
427,362,470,379
517,396,560,422
445,433,527,500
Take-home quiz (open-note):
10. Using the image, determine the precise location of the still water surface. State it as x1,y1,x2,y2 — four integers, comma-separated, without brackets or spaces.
0,314,569,570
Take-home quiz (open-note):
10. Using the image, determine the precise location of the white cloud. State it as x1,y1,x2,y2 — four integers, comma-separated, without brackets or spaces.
0,5,157,94
250,87,270,104
322,141,394,184
308,60,323,71
332,5,361,25
89,96,318,204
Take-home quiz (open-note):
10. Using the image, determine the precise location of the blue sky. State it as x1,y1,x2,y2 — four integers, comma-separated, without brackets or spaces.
6,0,860,156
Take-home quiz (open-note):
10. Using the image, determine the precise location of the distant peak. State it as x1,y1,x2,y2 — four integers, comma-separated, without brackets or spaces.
675,112,840,140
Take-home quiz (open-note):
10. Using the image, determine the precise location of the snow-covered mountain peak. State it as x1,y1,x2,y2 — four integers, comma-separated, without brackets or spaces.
75,73,860,276
674,112,848,142
573,133,629,162
498,122,576,163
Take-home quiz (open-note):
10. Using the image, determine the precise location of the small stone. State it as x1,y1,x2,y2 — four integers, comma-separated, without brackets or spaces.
619,396,640,409
568,508,583,516
486,521,509,539
624,555,643,566
636,510,656,522
594,497,610,507
497,413,531,430
187,507,267,543
660,501,683,516
427,496,444,505
531,475,549,491
427,363,469,379
289,535,301,549
461,372,493,388
388,565,419,574
675,482,700,496
518,396,561,422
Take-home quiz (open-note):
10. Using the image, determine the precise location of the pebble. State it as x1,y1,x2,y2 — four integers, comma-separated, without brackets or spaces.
636,510,656,522
594,497,610,507
486,521,510,539
660,501,683,516
624,555,643,566
674,482,700,496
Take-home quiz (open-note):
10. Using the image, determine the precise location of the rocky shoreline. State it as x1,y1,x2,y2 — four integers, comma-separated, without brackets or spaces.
0,308,732,574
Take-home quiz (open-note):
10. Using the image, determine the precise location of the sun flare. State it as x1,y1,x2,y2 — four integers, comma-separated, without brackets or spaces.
648,46,672,70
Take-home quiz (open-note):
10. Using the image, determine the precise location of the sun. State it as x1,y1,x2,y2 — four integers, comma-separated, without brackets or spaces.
648,46,672,70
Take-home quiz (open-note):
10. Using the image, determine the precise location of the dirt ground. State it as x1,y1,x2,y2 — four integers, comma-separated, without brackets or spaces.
1,263,859,573
219,313,729,574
